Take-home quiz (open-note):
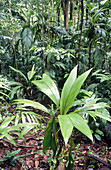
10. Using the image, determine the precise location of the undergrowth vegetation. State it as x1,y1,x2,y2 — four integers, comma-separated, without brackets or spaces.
0,0,111,169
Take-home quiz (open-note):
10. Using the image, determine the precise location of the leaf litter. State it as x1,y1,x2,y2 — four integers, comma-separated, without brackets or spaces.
0,110,111,170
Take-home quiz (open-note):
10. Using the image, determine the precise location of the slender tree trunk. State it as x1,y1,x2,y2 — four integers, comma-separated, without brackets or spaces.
78,0,84,67
70,0,73,20
61,0,69,28
13,41,19,82
64,0,69,28
88,25,94,68
77,1,80,30
57,5,60,26
73,8,75,28
42,3,45,73
89,41,92,68
86,0,88,25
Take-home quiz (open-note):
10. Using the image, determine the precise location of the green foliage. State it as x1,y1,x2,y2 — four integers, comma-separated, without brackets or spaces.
0,81,39,146
60,67,92,115
93,70,111,83
43,117,58,154
1,0,111,168
9,65,37,99
15,99,49,113
15,66,111,166
91,70,111,106
0,114,38,146
1,0,110,78
22,28,33,49
0,110,39,146
32,73,60,107
59,113,93,144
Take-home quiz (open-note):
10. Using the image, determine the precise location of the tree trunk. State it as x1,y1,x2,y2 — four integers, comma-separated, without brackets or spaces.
89,41,92,69
86,0,89,25
78,0,84,67
61,0,69,28
88,25,94,68
77,1,80,30
42,3,45,73
57,5,60,26
70,0,73,20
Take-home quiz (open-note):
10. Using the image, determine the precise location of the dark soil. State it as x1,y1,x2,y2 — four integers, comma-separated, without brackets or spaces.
0,129,111,170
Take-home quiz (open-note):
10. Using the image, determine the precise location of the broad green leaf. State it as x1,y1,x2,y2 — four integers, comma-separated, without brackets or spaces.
69,113,93,142
14,99,49,113
9,66,28,84
60,66,92,115
58,113,93,145
60,65,77,115
32,74,60,107
58,115,73,145
43,118,54,152
51,136,57,155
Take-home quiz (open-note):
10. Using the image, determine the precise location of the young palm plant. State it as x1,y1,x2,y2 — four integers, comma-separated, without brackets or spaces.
15,65,111,167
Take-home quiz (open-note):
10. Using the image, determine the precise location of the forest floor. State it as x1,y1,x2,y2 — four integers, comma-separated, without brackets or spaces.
0,127,111,170
0,103,111,170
